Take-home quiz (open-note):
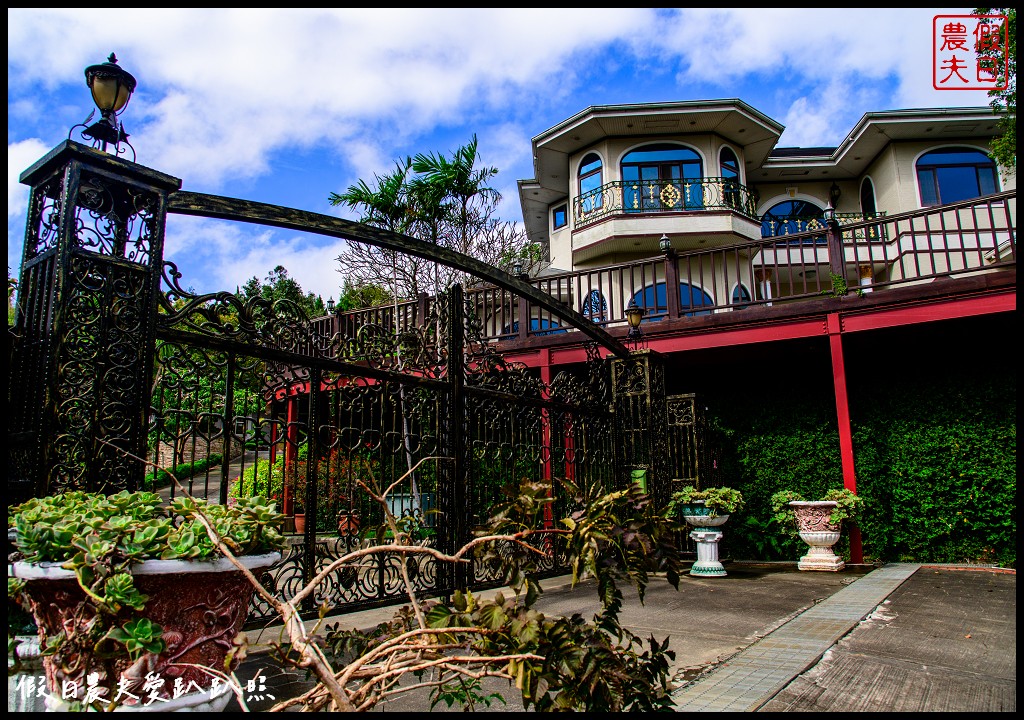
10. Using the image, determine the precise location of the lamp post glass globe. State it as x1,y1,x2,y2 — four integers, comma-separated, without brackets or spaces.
83,53,136,147
85,53,136,115
625,299,645,341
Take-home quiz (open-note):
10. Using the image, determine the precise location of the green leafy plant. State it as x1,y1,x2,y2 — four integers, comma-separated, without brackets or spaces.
668,485,744,518
7,490,285,710
430,676,507,711
826,272,849,298
278,468,685,713
232,446,376,531
142,453,222,490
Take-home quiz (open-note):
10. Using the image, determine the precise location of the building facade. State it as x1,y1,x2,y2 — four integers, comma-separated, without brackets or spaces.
519,99,1013,280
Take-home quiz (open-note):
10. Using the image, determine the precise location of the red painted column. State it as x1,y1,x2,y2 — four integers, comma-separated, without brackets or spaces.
283,393,299,516
827,313,863,563
270,399,278,467
540,349,554,529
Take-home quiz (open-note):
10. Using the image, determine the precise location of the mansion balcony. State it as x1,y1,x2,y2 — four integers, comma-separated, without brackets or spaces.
570,177,886,261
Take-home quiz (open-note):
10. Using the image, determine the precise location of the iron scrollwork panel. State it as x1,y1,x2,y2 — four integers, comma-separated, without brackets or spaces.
51,254,152,492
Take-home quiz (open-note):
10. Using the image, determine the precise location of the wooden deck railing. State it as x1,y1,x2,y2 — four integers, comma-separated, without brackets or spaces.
321,191,1015,345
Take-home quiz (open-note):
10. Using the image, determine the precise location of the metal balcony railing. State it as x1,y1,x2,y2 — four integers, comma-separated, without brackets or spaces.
573,177,759,227
763,212,889,241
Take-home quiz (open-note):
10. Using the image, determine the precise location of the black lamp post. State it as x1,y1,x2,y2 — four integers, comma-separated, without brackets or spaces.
659,234,672,254
81,53,137,152
326,298,336,314
625,298,645,347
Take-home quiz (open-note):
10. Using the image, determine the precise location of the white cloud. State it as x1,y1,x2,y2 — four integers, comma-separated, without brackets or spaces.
7,8,655,192
8,138,51,275
7,139,48,219
655,8,986,145
163,215,347,299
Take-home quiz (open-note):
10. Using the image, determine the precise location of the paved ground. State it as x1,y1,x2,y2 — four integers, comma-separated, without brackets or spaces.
157,449,267,503
758,565,1016,712
225,562,1015,712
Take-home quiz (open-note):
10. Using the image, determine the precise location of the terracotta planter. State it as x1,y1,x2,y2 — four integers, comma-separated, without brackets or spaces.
337,512,361,536
679,501,729,577
294,513,306,534
11,553,279,711
790,500,844,571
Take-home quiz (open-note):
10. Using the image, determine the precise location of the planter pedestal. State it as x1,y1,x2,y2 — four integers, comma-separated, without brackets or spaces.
680,502,730,577
689,529,727,577
790,501,845,571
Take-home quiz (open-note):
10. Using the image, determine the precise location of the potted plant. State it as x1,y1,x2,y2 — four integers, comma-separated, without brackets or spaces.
7,490,284,711
235,447,377,536
667,485,744,577
770,488,863,571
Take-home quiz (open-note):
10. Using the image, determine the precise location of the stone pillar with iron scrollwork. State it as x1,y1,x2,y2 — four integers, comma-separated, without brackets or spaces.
11,141,181,497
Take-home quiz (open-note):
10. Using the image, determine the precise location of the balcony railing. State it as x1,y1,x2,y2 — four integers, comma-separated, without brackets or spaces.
322,191,1014,346
763,212,888,241
574,177,759,227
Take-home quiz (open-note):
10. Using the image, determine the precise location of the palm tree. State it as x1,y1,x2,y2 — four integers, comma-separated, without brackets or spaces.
329,158,414,234
330,158,429,299
411,134,501,287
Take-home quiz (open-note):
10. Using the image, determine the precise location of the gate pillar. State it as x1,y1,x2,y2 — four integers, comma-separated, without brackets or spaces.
10,140,181,498
610,349,671,506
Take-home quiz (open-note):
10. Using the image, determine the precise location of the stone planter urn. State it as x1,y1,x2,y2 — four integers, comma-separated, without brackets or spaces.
790,500,845,571
679,501,730,577
11,553,280,712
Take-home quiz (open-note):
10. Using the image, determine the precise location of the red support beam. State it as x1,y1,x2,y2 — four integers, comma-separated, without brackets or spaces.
827,313,863,564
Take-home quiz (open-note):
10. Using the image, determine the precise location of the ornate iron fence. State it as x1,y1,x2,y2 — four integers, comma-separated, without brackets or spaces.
6,140,690,627
150,274,616,624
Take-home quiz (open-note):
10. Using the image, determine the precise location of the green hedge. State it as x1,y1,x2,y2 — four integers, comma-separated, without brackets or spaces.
143,453,223,490
708,371,1015,568
851,375,1015,567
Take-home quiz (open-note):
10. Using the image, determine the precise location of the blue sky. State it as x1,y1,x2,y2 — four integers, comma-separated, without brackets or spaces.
8,8,992,301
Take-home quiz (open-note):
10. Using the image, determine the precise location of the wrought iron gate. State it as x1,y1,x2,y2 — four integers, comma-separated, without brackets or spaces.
8,140,620,624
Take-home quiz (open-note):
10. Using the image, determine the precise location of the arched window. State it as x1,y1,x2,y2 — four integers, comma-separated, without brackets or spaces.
859,177,883,241
621,143,704,212
916,148,998,206
631,282,713,320
581,289,607,323
578,153,603,214
860,178,877,216
761,199,826,241
720,147,742,210
731,283,751,310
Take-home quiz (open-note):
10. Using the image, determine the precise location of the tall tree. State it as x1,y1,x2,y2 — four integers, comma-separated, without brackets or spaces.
411,133,501,254
329,137,535,302
241,265,327,318
974,8,1016,173
330,159,434,300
